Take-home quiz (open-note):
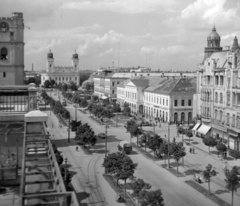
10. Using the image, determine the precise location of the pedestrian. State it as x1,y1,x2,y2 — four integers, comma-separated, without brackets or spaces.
192,147,195,154
190,148,192,153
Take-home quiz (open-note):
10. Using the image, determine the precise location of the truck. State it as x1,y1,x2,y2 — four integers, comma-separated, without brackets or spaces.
118,141,132,154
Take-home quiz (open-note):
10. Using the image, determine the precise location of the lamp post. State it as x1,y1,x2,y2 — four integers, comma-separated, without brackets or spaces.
75,103,77,121
64,158,67,184
105,118,108,157
68,117,70,143
167,122,170,168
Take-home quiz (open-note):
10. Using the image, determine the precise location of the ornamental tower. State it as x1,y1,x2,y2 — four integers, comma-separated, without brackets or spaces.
46,50,54,73
203,26,223,62
72,51,79,71
0,12,24,85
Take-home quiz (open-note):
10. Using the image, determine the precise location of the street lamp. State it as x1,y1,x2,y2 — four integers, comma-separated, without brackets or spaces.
75,103,77,121
64,158,67,184
104,118,108,157
167,122,170,168
68,117,70,143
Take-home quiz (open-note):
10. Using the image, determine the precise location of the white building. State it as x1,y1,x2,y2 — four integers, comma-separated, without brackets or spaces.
41,50,80,86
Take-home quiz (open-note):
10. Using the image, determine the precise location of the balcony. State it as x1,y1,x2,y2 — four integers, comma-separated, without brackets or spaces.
201,116,212,123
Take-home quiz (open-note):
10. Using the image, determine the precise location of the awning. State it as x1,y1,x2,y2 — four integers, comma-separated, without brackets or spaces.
197,125,211,135
229,131,238,137
192,123,201,131
101,96,108,100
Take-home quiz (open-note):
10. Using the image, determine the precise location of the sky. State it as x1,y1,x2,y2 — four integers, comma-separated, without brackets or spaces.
1,0,240,71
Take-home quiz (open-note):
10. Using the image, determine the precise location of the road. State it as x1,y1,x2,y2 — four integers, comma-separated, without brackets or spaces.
45,91,239,206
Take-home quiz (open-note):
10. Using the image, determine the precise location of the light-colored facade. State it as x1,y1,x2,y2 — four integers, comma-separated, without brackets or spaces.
196,27,240,150
116,77,196,123
0,12,24,85
41,50,80,86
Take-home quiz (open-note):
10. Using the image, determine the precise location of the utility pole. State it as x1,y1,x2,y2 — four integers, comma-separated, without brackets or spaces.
168,122,170,168
75,104,77,121
105,119,108,157
68,117,70,143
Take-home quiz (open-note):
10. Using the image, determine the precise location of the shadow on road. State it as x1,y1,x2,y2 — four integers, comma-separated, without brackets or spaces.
191,141,199,145
214,189,230,195
75,191,90,206
53,138,78,147
184,169,202,176
129,151,138,155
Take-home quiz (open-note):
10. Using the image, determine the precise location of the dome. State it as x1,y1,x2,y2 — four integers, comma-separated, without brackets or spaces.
47,49,53,58
207,26,220,41
72,51,78,59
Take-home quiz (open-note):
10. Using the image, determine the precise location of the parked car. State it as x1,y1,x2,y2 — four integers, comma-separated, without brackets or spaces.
118,141,132,154
97,133,106,139
141,121,151,126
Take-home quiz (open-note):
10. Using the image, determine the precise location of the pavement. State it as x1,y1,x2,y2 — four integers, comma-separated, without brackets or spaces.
44,91,240,206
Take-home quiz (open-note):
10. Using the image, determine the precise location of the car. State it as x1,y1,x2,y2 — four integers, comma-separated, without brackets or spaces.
97,133,106,139
141,121,151,126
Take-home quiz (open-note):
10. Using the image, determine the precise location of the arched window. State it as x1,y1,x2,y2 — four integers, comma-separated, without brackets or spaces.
188,112,192,122
181,112,185,122
215,92,218,103
220,93,223,103
1,48,8,60
174,112,178,122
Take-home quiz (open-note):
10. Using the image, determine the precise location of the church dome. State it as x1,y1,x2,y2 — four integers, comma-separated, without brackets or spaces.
47,50,53,58
72,51,78,59
207,26,220,41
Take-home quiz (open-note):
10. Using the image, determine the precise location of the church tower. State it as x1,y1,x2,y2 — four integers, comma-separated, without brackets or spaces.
46,49,54,73
72,51,79,71
203,26,223,62
0,12,24,85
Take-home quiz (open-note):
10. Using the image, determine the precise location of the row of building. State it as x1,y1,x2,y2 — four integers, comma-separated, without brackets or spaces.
93,27,240,151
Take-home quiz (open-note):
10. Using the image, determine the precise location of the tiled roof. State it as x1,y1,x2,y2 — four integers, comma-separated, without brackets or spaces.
145,77,196,94
210,51,228,69
130,77,149,87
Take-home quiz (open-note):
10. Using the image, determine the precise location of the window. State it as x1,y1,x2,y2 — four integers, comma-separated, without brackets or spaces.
181,100,184,106
1,48,8,60
215,92,218,103
226,113,230,125
163,99,165,105
10,32,14,38
220,93,223,103
174,100,178,106
166,99,168,106
112,82,115,86
3,72,6,78
188,100,191,106
227,93,230,105
112,90,114,94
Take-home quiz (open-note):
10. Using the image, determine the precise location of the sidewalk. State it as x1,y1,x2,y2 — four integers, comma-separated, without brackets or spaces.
44,110,124,206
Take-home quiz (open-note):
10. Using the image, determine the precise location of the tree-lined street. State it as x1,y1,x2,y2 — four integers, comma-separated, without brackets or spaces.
43,91,240,206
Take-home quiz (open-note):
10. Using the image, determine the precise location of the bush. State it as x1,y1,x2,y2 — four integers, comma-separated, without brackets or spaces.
229,149,240,159
186,130,193,137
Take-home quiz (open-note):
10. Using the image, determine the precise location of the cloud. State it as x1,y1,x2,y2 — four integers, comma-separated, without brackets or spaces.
99,49,113,57
163,0,240,28
77,30,125,56
140,45,186,57
61,0,177,14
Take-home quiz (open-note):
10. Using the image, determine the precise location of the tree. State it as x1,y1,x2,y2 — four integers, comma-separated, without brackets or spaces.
186,130,193,144
216,142,227,159
60,165,72,189
130,178,151,206
122,103,131,116
172,142,186,175
118,155,138,196
80,73,91,86
62,83,68,92
125,119,141,144
225,166,240,206
203,164,217,194
203,137,217,154
50,79,56,88
69,82,78,91
158,142,168,166
82,81,94,92
148,134,163,156
44,80,50,88
102,152,137,195
140,189,165,206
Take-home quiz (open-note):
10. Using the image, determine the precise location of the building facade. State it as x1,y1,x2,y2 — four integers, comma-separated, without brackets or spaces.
116,76,196,123
41,50,80,86
0,12,24,85
196,27,240,150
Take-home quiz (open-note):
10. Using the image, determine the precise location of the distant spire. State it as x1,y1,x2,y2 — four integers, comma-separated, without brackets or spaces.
212,25,216,31
231,36,239,52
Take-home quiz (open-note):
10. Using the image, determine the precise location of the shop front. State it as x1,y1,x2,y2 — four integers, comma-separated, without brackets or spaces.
227,129,240,151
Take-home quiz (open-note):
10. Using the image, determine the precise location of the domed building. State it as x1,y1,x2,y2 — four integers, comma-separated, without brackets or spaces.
203,26,223,62
41,50,81,86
